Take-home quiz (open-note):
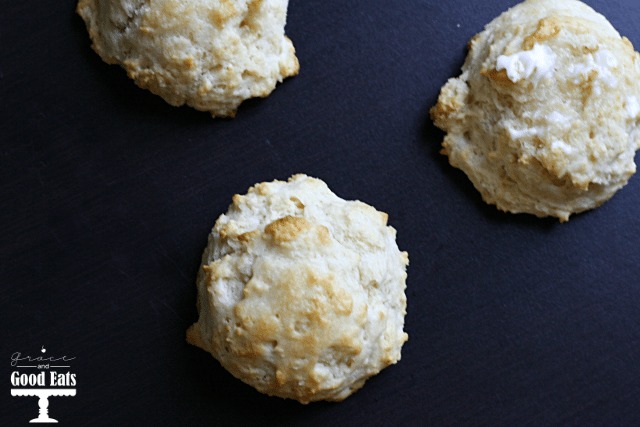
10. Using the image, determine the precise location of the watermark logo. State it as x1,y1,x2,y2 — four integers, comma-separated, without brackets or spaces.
10,346,77,423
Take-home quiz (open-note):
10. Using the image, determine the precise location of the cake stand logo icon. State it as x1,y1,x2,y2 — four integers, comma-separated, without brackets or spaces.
10,345,77,423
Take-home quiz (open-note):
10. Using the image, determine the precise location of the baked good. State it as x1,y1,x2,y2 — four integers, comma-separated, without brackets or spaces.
186,174,409,403
77,0,299,117
431,0,640,221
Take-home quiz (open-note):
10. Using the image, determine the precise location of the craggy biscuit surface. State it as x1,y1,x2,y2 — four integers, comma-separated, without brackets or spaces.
187,175,409,403
77,0,298,117
431,0,640,221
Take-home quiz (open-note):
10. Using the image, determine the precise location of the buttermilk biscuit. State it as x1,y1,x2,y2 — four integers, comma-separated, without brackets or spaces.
187,175,409,403
77,0,299,117
431,0,640,221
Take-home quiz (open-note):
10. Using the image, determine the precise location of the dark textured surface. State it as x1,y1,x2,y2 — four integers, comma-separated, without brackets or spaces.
2,0,640,425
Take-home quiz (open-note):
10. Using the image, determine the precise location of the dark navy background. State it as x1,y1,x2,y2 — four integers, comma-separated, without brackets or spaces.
2,0,640,425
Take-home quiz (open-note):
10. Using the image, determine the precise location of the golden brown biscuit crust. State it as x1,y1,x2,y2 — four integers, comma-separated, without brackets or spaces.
187,175,409,403
431,0,640,221
77,0,299,117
